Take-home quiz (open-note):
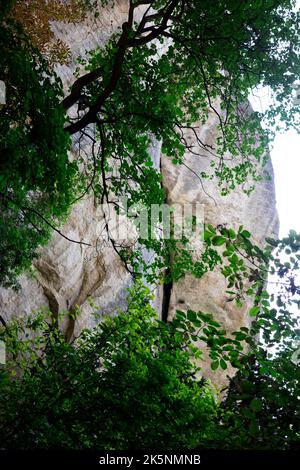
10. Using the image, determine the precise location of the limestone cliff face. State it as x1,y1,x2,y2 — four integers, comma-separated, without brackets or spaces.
0,1,279,384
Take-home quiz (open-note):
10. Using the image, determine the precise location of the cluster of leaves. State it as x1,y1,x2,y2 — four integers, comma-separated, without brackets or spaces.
0,281,299,450
0,6,79,287
0,283,219,450
0,0,15,18
204,225,300,345
220,351,300,450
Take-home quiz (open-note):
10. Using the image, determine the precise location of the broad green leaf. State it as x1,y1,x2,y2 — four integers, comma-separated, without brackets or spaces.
211,360,219,370
212,236,226,246
249,306,260,317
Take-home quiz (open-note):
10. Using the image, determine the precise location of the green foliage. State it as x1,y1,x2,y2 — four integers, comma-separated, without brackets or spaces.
174,226,300,450
67,0,300,282
0,280,299,450
1,0,300,451
221,350,300,450
0,0,16,20
0,15,77,286
0,283,219,450
203,225,300,358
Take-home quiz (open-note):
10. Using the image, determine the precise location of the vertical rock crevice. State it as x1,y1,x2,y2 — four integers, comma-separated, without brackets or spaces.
160,154,174,323
161,268,173,322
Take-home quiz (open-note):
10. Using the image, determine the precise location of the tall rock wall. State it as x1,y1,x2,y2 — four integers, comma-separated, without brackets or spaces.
0,1,279,385
162,111,279,386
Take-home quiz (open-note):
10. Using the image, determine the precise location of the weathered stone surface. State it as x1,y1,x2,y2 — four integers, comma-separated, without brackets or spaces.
0,2,279,387
161,108,279,388
0,0,138,336
0,196,131,338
